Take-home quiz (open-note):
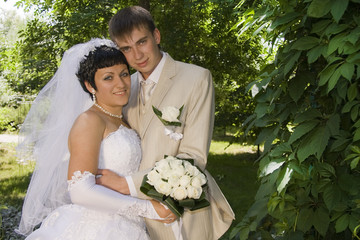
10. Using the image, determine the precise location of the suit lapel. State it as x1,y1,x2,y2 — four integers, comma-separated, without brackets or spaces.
139,55,177,139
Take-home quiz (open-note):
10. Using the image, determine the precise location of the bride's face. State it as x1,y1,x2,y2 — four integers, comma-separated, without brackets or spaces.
93,63,131,109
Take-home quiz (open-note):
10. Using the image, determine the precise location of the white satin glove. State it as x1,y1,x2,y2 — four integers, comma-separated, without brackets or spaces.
68,171,161,220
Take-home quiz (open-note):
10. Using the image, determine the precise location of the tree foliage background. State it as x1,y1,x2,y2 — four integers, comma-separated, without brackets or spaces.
231,0,360,239
0,0,265,134
3,0,360,239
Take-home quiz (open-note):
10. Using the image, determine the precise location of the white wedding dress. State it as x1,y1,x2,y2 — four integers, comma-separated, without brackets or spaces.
25,125,150,240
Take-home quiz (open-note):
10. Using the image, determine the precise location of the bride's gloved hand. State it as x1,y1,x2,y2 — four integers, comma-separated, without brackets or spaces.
68,171,162,220
150,200,178,224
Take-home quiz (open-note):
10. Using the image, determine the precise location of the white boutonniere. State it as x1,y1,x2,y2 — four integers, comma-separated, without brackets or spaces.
152,105,184,141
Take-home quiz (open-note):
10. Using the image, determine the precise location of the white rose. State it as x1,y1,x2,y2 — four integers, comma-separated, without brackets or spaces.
184,162,196,176
187,185,202,199
179,175,191,187
171,186,188,200
191,175,206,188
147,170,161,186
168,174,180,188
154,159,171,173
165,156,178,161
168,158,183,169
154,180,172,196
172,164,186,177
197,173,207,185
161,106,180,122
192,167,201,177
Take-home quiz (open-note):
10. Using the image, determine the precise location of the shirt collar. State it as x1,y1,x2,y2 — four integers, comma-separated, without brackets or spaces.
138,52,167,84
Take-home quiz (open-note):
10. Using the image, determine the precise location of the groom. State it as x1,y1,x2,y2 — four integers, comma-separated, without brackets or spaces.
97,6,234,240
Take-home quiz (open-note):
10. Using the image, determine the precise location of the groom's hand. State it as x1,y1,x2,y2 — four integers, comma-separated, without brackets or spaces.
96,169,130,195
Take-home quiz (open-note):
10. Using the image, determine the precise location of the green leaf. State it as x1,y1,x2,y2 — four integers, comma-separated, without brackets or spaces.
311,19,332,34
297,126,330,162
319,63,340,86
327,67,342,92
335,214,350,233
297,208,314,232
288,73,309,102
323,184,341,210
307,45,325,64
340,62,355,81
289,120,319,144
347,28,360,45
351,105,359,122
331,0,349,23
327,33,348,55
277,166,293,192
294,108,322,124
271,12,301,29
269,143,292,157
291,36,320,50
326,114,340,136
330,135,351,152
317,162,336,177
313,206,330,236
355,119,360,128
350,157,360,169
343,42,360,55
348,83,358,101
325,23,349,37
284,51,301,75
308,0,332,18
354,128,360,142
347,52,360,64
254,102,268,118
342,101,359,113
260,158,285,177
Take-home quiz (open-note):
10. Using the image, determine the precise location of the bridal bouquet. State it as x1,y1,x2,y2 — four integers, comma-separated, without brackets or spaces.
140,156,210,218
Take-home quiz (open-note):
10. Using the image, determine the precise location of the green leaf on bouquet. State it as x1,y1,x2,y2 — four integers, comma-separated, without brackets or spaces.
152,105,183,127
190,192,210,211
179,198,196,208
140,176,164,201
164,196,184,218
140,175,184,218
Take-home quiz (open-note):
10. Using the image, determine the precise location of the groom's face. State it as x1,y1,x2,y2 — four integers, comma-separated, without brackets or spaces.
115,26,162,80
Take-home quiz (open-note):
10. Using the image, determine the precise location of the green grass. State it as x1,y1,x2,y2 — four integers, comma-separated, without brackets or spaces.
0,143,34,207
208,141,259,239
0,140,260,239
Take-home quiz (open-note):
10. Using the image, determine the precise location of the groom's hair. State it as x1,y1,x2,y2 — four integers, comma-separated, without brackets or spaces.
76,45,129,98
109,6,156,42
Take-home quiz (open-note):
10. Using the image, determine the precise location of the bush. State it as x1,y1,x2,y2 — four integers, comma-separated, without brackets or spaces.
0,105,30,133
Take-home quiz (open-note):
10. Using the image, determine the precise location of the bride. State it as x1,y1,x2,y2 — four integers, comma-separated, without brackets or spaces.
16,38,175,239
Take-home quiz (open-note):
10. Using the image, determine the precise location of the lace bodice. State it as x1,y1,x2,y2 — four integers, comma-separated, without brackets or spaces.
98,125,141,176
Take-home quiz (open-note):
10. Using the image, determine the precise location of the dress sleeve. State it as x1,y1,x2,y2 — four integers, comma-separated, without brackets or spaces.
68,171,161,220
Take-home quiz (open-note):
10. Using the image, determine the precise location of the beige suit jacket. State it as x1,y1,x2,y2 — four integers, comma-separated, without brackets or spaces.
123,54,234,240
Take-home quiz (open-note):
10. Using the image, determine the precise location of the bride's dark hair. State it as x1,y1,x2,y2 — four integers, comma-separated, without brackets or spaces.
76,45,129,98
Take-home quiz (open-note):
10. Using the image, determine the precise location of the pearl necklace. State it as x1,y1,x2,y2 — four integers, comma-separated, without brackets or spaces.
94,103,123,119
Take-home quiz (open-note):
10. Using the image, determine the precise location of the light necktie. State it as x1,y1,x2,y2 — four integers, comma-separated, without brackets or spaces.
141,81,155,105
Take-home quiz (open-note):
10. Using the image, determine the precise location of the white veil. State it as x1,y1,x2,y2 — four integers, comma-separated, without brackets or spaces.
16,38,117,236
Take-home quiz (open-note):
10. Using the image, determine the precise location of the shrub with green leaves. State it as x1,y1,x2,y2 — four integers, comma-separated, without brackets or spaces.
0,105,31,133
232,0,360,239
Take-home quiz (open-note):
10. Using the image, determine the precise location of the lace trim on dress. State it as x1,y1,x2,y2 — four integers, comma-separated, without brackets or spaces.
67,171,93,190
